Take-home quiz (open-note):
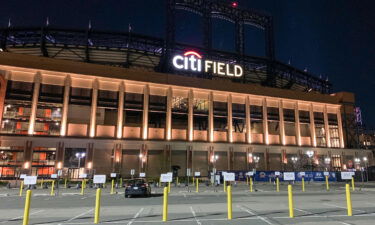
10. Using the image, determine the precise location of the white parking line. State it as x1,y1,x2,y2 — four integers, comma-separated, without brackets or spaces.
237,205,273,225
126,208,144,225
294,208,351,225
190,206,202,225
0,209,44,224
324,203,367,213
57,208,94,225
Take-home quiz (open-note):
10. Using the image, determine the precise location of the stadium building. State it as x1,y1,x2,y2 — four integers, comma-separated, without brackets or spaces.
0,0,372,179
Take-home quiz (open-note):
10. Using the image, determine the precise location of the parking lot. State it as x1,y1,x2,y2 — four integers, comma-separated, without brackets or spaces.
1,181,375,225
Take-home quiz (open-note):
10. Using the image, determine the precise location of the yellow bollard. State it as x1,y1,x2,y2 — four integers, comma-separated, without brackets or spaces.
162,187,168,222
302,177,305,192
168,182,171,193
111,179,115,194
325,176,329,191
227,185,232,220
224,181,227,192
276,177,280,192
50,180,55,196
40,178,44,189
94,188,102,224
19,181,24,197
80,180,85,195
250,177,253,192
22,190,32,225
64,178,67,189
288,184,294,218
351,177,355,191
196,178,199,193
246,176,249,185
177,177,179,185
346,183,353,216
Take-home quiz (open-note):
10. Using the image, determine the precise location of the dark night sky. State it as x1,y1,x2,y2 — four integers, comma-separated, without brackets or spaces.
1,0,374,127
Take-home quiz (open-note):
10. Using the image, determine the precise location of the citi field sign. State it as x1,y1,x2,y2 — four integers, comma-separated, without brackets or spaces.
172,51,243,77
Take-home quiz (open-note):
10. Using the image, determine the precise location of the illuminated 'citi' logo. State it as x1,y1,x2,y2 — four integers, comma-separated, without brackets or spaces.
172,51,243,77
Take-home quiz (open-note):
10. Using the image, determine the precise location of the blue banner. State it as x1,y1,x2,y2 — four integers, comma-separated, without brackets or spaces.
218,171,337,182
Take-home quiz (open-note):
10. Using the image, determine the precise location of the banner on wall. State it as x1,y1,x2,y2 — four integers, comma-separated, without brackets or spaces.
218,171,337,182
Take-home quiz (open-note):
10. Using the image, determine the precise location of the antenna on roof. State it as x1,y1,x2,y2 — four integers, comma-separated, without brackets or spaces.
88,20,92,30
8,18,11,28
46,17,49,27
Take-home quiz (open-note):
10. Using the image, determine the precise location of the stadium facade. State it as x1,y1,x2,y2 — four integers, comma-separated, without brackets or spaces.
0,0,372,179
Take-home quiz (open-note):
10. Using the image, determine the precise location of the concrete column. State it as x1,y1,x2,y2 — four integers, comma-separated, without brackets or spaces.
23,141,33,175
116,82,125,139
245,96,251,143
337,106,345,148
228,147,234,170
112,143,122,173
295,102,301,146
85,143,94,172
279,100,285,145
262,98,268,145
187,146,193,172
140,144,148,173
60,75,71,136
227,94,233,143
188,89,194,141
28,72,42,135
264,148,270,171
89,79,99,137
208,91,214,142
165,87,172,140
309,103,317,147
55,142,65,170
142,85,149,140
323,105,331,147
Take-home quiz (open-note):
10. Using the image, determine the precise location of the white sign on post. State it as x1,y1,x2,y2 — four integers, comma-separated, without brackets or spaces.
79,173,87,179
194,172,201,177
130,169,135,176
275,171,281,176
51,174,58,179
323,172,329,176
160,173,173,182
93,175,106,184
24,176,37,185
20,174,27,179
139,173,146,178
224,172,235,181
186,168,191,176
341,172,353,180
283,172,295,181
299,172,306,177
110,173,117,178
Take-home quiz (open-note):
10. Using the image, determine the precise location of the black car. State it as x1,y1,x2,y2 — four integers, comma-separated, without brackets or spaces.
124,179,151,198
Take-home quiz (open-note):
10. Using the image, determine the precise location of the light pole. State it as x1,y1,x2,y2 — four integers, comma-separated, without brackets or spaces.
306,150,314,172
253,156,260,169
354,157,362,184
75,152,86,177
211,154,219,186
291,156,298,172
75,152,86,169
363,157,368,182
324,157,331,172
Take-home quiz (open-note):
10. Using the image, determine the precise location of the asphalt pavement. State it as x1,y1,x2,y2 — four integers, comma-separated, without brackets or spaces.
1,181,375,225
